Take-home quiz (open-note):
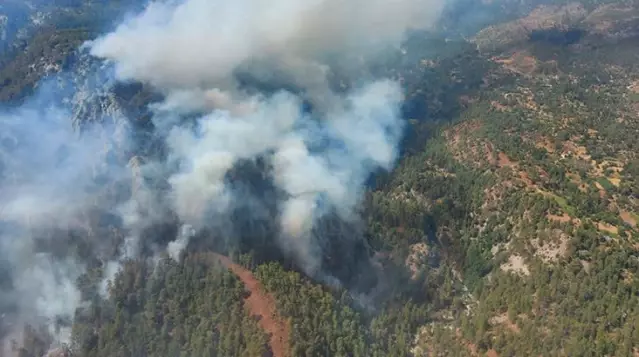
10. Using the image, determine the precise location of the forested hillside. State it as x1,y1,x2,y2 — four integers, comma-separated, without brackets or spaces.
377,1,639,354
1,0,639,356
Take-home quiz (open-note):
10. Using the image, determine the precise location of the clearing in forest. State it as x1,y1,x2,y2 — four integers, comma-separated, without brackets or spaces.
620,211,637,227
212,253,291,357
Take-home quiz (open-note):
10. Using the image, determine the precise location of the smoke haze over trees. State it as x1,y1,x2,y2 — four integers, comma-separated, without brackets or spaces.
1,0,446,354
2,0,639,356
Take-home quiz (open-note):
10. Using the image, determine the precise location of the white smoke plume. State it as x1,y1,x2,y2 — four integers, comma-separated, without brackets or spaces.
99,156,172,297
167,224,195,261
90,0,444,93
1,0,447,353
88,0,443,275
0,82,133,355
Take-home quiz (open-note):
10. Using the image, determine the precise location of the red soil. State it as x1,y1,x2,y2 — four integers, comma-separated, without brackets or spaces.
212,253,290,357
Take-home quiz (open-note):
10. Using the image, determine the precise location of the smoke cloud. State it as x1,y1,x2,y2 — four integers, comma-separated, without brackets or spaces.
88,0,442,274
0,0,447,354
89,0,444,92
167,224,195,261
0,79,133,355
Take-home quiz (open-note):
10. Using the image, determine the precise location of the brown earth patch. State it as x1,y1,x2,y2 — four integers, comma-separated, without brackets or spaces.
567,172,581,183
532,231,569,263
212,253,290,357
451,324,501,357
621,211,637,227
500,255,530,276
518,171,536,188
629,80,639,93
498,152,514,167
597,222,619,235
485,142,497,166
535,138,556,153
593,181,606,198
536,166,550,180
562,141,591,161
491,100,509,111
548,213,571,223
593,160,624,176
490,313,521,334
609,177,621,186
456,329,478,356
567,173,589,192
493,52,538,75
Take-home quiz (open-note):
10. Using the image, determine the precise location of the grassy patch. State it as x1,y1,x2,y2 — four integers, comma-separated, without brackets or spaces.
546,192,577,217
596,177,615,191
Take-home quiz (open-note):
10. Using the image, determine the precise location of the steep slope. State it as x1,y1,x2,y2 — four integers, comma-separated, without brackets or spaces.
377,3,639,355
70,254,271,357
212,253,291,357
1,0,639,356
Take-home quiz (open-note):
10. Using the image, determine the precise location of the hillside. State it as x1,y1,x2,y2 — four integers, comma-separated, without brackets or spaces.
382,2,639,355
1,0,639,357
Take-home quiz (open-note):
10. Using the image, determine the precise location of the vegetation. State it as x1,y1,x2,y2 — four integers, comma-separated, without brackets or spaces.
71,254,270,357
2,0,639,356
0,27,91,102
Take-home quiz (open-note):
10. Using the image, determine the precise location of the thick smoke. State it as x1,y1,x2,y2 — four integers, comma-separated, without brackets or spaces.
0,0,447,354
89,0,443,275
89,0,444,95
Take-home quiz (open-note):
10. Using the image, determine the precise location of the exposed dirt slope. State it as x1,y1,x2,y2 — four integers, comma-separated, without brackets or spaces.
212,253,291,357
